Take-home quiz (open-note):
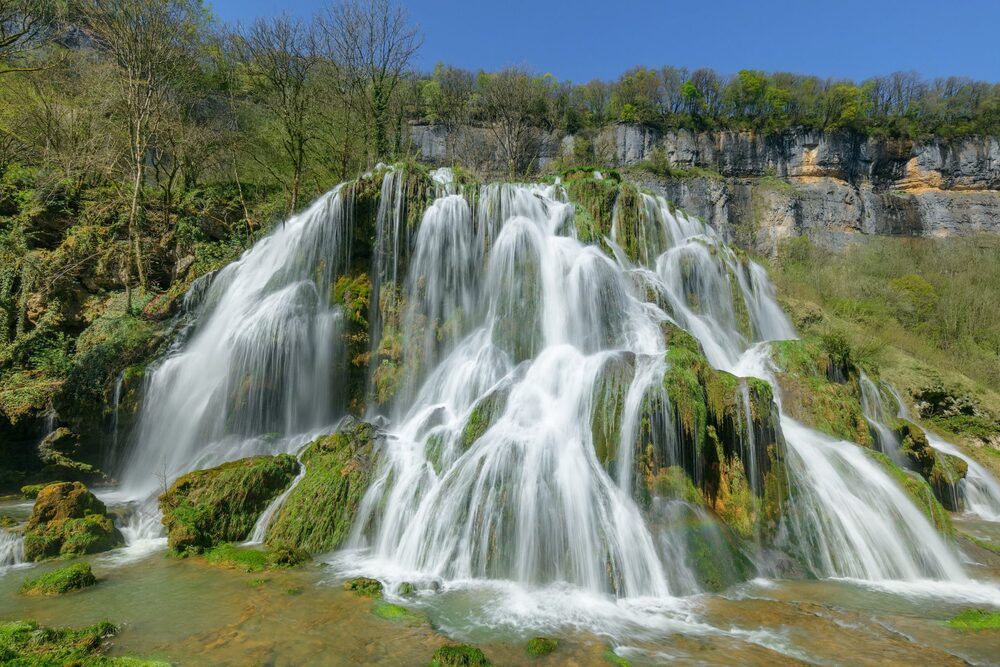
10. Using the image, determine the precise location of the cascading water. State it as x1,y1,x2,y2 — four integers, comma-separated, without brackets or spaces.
117,166,999,626
121,186,354,498
0,529,24,573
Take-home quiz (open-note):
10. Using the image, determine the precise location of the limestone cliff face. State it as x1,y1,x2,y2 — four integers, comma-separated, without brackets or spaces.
610,126,1000,253
410,123,1000,253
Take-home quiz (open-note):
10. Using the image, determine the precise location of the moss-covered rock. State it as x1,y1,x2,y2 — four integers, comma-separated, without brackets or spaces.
894,419,967,510
639,325,786,542
565,174,661,265
0,619,168,665
770,339,872,446
460,383,510,450
344,576,383,598
525,637,559,657
159,454,299,553
430,644,492,667
868,451,954,537
20,562,97,595
23,481,122,561
265,418,381,553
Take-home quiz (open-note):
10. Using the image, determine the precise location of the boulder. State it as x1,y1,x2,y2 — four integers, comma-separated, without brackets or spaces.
159,454,299,553
22,482,123,561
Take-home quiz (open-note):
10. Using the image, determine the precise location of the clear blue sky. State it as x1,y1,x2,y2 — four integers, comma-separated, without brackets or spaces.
206,0,1000,83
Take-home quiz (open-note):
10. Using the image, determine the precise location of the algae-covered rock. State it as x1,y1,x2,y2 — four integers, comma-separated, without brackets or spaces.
460,383,510,450
868,451,954,537
525,637,559,657
894,419,968,511
633,324,786,542
344,576,383,597
20,562,97,595
430,644,492,667
770,338,872,446
0,619,168,665
266,418,381,553
159,454,299,553
23,482,123,561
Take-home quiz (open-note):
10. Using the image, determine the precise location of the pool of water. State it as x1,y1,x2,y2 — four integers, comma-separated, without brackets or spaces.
2,497,999,666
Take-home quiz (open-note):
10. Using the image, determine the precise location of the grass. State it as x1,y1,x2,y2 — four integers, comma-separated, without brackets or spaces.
945,609,1000,630
0,619,169,666
20,562,97,596
371,601,426,624
203,543,269,572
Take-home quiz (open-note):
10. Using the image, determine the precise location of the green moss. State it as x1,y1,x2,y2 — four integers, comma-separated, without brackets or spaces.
945,609,1000,630
770,339,872,446
23,481,122,561
525,637,559,657
204,543,269,572
868,451,954,537
461,386,509,450
20,482,57,499
344,576,383,598
371,601,426,624
266,419,380,554
430,644,492,667
603,647,632,667
0,619,169,666
159,454,298,553
20,562,97,595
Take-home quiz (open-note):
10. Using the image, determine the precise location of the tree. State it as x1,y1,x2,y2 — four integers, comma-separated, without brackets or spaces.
320,0,421,161
80,0,204,300
231,14,322,213
0,0,57,75
481,67,544,176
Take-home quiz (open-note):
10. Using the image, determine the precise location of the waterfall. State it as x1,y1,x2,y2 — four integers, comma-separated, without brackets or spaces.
879,383,1000,521
0,529,24,573
118,167,996,606
859,372,906,465
121,185,354,497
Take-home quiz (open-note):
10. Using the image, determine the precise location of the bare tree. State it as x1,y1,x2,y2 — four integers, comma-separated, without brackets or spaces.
482,68,544,176
80,0,202,303
320,0,421,161
0,0,56,75
232,14,322,214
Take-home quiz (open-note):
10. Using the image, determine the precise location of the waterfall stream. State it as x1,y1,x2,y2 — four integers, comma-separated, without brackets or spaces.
112,168,1000,620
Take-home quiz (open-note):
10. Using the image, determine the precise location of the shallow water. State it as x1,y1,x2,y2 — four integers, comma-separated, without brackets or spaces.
2,538,998,666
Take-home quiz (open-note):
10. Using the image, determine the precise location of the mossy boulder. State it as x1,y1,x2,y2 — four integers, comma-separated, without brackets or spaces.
23,482,123,561
770,339,872,446
636,325,786,542
159,454,299,553
868,451,954,537
0,619,168,665
460,383,510,451
430,644,492,667
20,562,97,595
894,419,968,511
525,637,559,657
265,418,381,553
565,175,660,264
344,576,383,598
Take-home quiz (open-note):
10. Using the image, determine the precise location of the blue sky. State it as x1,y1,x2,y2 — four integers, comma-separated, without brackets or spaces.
207,0,1000,83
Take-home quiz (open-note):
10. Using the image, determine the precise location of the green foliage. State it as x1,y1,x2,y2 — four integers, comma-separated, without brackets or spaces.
525,637,559,657
945,609,1000,630
20,562,97,596
773,235,1000,389
430,644,492,667
0,619,169,666
159,454,299,553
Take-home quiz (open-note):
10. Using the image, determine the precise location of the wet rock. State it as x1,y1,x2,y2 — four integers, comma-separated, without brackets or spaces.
23,481,123,561
19,562,97,596
159,454,299,553
265,418,381,554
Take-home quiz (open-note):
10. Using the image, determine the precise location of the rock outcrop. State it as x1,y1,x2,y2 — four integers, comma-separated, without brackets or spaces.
22,482,123,561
